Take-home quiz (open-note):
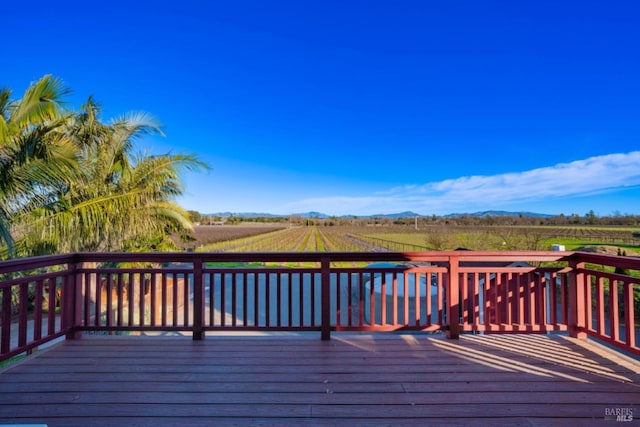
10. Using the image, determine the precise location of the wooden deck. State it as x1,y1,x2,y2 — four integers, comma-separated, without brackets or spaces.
1,333,639,426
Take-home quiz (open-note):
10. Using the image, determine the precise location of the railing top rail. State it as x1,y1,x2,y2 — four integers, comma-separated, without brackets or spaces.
1,250,636,271
569,251,640,270
67,250,573,264
0,253,75,274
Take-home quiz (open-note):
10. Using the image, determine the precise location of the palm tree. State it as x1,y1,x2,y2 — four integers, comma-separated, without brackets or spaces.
15,99,208,255
0,75,77,255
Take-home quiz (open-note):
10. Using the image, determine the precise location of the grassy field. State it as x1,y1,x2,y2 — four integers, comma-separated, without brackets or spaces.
189,224,640,254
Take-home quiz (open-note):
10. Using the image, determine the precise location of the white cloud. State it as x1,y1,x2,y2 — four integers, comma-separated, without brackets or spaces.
285,151,640,215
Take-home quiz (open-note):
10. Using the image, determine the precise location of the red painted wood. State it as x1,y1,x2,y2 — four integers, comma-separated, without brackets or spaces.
192,258,204,340
596,276,605,334
183,273,190,326
47,278,57,335
310,272,316,327
447,256,460,339
549,272,557,325
347,272,353,327
610,279,620,341
160,274,168,326
321,257,330,340
1,287,11,353
150,273,157,326
18,283,28,347
1,250,639,361
624,281,635,348
3,335,637,425
33,280,43,342
288,272,294,328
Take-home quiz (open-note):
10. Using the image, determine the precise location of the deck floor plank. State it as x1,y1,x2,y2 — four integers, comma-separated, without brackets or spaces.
0,333,639,426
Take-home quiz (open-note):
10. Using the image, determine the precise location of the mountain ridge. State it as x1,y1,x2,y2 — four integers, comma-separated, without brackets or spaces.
206,210,554,219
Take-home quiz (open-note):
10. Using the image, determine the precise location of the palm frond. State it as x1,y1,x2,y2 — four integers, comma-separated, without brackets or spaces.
10,75,70,127
0,88,11,144
0,209,15,258
110,111,165,139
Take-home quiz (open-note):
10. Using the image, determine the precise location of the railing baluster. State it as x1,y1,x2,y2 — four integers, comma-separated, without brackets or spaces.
310,272,315,327
380,272,386,326
348,272,353,327
415,272,421,327
539,272,547,327
48,278,57,335
461,272,469,327
128,272,135,326
560,274,568,326
596,276,604,335
516,273,524,328
172,272,178,327
94,273,102,327
18,283,28,347
403,272,409,325
183,273,190,326
221,272,226,327
610,278,619,342
549,272,557,326
106,274,113,327
161,273,168,327
483,272,490,331
359,271,365,327
392,273,398,326
265,273,271,327
233,271,238,328
287,272,292,328
276,273,282,328
426,272,432,327
207,272,219,326
33,280,43,342
255,272,260,327
150,273,157,326
472,272,479,329
506,272,514,326
438,272,445,326
371,272,376,326
624,281,635,348
1,287,11,353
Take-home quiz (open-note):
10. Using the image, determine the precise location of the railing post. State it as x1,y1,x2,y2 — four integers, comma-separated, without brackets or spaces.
568,257,587,340
1,287,11,353
193,257,205,340
321,256,331,340
447,255,460,339
65,261,83,339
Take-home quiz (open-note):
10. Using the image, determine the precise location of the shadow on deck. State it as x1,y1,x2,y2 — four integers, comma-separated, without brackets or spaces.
1,332,639,426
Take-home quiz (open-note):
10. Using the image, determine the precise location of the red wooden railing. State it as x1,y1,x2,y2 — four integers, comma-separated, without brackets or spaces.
1,251,638,361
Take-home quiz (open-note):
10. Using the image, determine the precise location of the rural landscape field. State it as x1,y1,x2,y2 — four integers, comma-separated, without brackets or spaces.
180,220,640,255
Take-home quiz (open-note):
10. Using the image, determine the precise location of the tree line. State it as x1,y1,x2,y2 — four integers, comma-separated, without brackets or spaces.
191,212,640,228
0,75,207,259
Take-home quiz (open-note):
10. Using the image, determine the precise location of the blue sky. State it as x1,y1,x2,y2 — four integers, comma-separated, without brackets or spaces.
5,1,640,217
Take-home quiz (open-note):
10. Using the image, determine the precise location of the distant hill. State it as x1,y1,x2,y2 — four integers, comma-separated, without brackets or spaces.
208,212,284,218
292,211,330,219
206,210,552,219
367,211,422,219
443,210,553,218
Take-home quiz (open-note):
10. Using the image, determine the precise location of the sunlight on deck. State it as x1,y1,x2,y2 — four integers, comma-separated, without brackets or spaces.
452,335,640,383
433,337,592,381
